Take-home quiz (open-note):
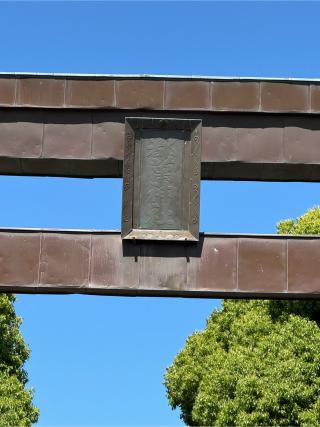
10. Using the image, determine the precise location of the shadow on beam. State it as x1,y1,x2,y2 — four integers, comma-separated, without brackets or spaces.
3,158,320,182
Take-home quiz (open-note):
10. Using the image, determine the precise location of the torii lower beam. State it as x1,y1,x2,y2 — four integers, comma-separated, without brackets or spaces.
1,228,319,299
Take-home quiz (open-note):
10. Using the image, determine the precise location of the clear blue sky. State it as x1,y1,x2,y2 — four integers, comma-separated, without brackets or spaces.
1,1,320,426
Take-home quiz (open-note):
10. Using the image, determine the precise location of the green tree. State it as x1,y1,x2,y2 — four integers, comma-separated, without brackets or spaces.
0,294,39,426
165,207,320,426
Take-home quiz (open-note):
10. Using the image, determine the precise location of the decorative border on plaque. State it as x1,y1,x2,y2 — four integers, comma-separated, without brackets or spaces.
121,117,202,241
121,121,135,238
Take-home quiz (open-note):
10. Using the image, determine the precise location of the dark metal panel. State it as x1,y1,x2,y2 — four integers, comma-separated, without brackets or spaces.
39,233,91,288
311,85,320,113
121,117,202,241
116,80,164,109
288,239,320,293
186,236,237,291
235,116,285,163
261,82,309,113
0,78,16,106
212,81,259,112
0,110,43,157
43,111,92,159
17,77,65,108
139,242,187,291
90,234,140,289
0,158,22,174
165,80,211,110
0,232,40,287
66,79,115,108
238,238,287,293
283,116,320,164
92,113,124,160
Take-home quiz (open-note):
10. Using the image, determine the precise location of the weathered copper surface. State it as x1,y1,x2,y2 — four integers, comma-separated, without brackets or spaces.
0,73,319,300
66,79,114,107
165,81,211,110
2,110,320,181
0,229,319,298
0,78,16,106
311,85,320,112
17,77,65,107
260,82,309,113
212,81,259,111
1,74,320,113
116,80,164,109
122,118,201,241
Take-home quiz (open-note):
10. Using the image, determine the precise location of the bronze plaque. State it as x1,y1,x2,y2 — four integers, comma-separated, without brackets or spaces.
122,118,202,241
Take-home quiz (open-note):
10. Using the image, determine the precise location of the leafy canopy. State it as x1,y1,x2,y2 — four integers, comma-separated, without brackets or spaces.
165,207,320,426
0,293,39,425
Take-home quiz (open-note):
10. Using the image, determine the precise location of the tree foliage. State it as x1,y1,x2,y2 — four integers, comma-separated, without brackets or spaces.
0,293,39,425
165,207,320,426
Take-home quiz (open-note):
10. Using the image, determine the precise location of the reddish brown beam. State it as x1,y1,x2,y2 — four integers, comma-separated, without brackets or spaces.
2,110,320,181
0,228,319,298
1,74,320,114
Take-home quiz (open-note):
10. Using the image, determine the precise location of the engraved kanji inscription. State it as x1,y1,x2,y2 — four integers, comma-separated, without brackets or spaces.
139,130,184,230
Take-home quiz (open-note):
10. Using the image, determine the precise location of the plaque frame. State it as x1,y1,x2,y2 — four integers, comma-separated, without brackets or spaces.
121,117,202,241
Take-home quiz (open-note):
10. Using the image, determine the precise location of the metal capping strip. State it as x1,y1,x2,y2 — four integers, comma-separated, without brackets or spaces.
0,73,320,113
0,229,319,298
1,72,320,82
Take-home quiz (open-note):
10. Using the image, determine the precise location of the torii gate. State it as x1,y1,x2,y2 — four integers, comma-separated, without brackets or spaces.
0,72,319,299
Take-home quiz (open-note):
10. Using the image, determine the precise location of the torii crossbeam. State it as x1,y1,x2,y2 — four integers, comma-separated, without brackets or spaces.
0,72,320,299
